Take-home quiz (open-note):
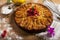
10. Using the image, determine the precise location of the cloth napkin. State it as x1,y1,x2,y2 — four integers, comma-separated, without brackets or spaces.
36,0,60,40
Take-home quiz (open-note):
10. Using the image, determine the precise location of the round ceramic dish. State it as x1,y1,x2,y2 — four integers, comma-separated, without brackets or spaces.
10,3,53,34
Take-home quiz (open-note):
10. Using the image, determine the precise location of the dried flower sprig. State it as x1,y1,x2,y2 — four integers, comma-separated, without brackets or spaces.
47,26,55,37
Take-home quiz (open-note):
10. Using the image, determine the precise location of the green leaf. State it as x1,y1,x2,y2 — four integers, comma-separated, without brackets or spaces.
7,0,10,3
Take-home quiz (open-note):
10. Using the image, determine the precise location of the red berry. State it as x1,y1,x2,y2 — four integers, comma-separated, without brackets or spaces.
1,30,7,38
27,7,39,16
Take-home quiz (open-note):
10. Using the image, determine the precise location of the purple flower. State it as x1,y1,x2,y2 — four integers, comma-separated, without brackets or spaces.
47,26,55,37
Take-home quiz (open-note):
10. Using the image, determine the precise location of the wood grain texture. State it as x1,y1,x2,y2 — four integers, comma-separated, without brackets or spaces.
0,0,7,7
0,0,60,40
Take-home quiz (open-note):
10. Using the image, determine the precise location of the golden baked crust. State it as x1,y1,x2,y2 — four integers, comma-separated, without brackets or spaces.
14,3,53,31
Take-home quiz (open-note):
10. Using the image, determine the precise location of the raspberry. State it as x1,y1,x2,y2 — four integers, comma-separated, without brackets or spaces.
27,7,39,16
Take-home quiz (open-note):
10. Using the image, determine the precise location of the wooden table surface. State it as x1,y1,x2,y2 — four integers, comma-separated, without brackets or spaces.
0,0,60,6
0,0,60,40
